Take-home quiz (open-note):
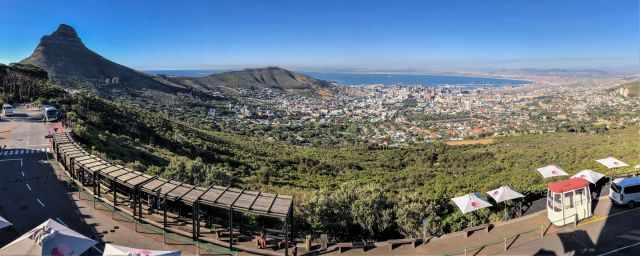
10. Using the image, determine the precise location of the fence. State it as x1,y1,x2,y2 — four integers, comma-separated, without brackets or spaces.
443,227,541,256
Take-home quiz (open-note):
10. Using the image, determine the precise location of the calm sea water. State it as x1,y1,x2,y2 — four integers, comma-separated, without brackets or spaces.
305,72,530,87
145,70,529,87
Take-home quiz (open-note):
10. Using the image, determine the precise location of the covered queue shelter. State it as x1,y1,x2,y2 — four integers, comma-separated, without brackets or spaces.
51,132,295,255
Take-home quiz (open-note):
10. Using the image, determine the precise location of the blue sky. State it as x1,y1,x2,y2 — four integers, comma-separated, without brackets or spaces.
0,0,638,71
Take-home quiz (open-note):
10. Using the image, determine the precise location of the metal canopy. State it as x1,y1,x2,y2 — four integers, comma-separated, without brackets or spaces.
87,163,113,174
141,178,170,193
72,155,94,163
83,160,109,169
76,157,101,166
181,186,210,205
126,174,156,188
99,166,127,176
51,132,293,218
106,168,131,180
58,144,82,151
200,186,292,218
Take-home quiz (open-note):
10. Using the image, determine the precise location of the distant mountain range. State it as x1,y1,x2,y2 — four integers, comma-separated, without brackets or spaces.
19,24,331,97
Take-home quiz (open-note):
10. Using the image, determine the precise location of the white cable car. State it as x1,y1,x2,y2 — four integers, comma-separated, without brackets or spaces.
546,178,592,226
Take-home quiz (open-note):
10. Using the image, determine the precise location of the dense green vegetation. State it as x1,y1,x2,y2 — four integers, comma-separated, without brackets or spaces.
51,92,639,240
2,73,639,240
0,63,65,104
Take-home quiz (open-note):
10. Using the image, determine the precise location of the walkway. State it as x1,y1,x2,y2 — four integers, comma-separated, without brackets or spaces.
329,195,640,255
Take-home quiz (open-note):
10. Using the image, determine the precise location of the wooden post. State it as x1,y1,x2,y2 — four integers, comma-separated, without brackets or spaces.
504,237,507,251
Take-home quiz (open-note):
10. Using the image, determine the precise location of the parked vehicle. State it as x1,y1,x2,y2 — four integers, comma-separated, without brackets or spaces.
42,105,59,122
609,177,640,208
2,104,14,116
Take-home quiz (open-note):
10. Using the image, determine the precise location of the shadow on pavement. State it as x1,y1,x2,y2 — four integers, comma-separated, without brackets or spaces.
533,248,557,256
0,149,102,249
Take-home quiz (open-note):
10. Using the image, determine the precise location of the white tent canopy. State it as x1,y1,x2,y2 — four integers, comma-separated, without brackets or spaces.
572,169,605,184
486,186,525,203
103,244,181,256
452,193,493,214
0,219,96,256
0,215,12,230
596,157,629,169
536,165,568,178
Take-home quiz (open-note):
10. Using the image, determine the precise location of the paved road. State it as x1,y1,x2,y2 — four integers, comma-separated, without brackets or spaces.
0,106,197,255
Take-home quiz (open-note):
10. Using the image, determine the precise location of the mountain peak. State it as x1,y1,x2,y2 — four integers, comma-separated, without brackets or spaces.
40,24,83,47
52,24,79,38
21,24,184,94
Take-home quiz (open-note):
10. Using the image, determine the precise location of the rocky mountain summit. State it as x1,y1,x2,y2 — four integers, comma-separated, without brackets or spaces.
21,24,182,93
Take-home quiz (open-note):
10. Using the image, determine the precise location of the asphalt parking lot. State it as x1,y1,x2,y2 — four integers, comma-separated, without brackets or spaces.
0,106,198,255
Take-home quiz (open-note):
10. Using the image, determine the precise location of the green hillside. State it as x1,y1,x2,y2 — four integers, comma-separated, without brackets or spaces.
3,72,638,239
55,92,640,239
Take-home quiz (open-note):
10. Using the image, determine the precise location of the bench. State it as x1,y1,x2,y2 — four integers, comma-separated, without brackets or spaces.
216,229,241,239
256,228,288,250
465,223,493,237
387,238,418,250
337,241,370,253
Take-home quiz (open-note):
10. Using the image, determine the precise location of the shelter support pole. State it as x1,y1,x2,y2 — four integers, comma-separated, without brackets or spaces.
138,190,142,219
132,189,137,218
163,197,168,229
112,180,117,206
163,197,167,243
197,206,201,238
284,215,289,256
229,206,233,251
292,200,296,256
192,202,197,241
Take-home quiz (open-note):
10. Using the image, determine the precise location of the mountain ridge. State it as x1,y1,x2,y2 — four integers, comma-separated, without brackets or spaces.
167,66,333,96
20,24,184,94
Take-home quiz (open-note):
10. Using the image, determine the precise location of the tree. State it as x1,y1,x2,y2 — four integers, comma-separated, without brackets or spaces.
351,184,395,239
395,193,445,237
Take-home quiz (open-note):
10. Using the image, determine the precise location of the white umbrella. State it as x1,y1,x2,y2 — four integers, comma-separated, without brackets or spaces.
452,193,493,214
0,216,12,230
571,169,605,184
0,219,96,256
486,186,525,220
103,244,181,256
486,186,524,203
596,157,629,169
536,165,568,178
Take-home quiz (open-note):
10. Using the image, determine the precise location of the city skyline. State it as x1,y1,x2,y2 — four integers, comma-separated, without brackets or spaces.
1,0,638,72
